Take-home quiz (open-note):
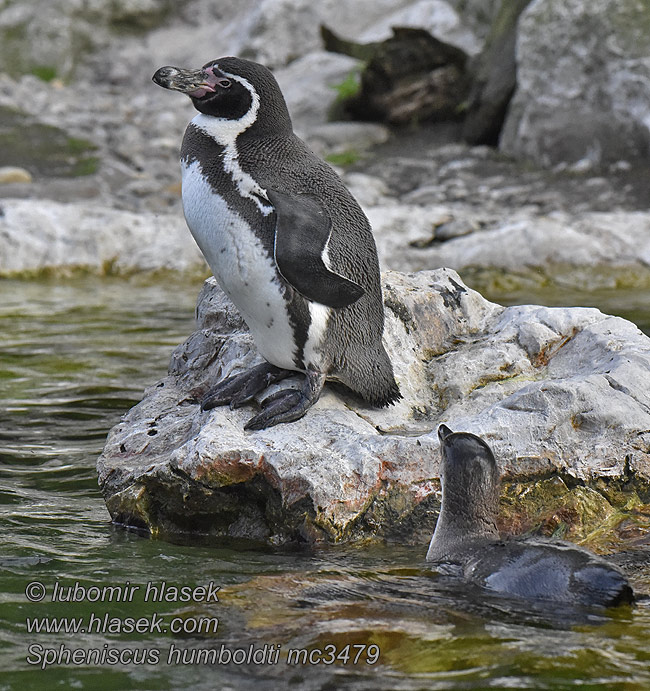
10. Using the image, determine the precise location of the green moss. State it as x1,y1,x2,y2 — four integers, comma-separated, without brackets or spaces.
325,150,360,167
498,474,650,553
29,65,57,82
71,156,100,177
330,69,362,102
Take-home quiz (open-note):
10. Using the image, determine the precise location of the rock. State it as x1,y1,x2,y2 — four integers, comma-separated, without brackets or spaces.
368,207,650,278
97,269,650,546
274,51,361,130
446,0,502,42
0,166,32,184
0,104,99,178
0,199,205,276
303,122,391,160
121,0,436,80
0,0,175,80
461,0,533,145
356,0,481,55
500,0,650,167
331,27,470,125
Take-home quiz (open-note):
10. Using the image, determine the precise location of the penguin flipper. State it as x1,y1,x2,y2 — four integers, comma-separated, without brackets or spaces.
267,188,364,309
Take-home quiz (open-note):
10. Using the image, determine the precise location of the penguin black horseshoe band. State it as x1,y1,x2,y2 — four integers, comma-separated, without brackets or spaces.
153,57,401,430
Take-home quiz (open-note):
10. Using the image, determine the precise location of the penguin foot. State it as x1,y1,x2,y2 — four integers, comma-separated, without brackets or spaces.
244,369,325,431
201,362,292,411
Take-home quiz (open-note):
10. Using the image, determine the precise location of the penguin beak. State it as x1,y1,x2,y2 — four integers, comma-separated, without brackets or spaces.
438,424,453,442
152,66,217,97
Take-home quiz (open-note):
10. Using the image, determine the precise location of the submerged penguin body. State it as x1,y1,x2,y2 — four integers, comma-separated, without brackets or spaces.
428,425,634,608
153,57,400,428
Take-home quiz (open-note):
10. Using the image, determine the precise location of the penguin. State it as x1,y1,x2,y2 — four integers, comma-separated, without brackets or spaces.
152,57,400,430
427,425,634,608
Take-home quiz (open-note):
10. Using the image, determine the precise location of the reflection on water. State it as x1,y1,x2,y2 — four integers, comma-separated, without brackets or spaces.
1,276,649,690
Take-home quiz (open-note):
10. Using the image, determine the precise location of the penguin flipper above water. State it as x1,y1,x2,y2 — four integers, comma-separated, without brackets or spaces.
267,189,365,309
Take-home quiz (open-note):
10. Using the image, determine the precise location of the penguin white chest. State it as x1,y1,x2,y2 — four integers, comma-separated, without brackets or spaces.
181,159,297,371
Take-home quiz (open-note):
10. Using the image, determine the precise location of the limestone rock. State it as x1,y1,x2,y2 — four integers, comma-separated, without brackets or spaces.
500,0,650,166
356,0,481,55
446,0,501,42
0,0,174,80
97,269,650,546
274,51,361,130
366,206,650,277
0,199,205,276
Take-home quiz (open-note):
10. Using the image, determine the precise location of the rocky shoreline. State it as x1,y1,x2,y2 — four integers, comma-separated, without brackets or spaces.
97,271,650,549
2,0,649,548
2,0,649,288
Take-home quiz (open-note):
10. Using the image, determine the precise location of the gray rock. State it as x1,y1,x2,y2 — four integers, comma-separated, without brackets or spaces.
0,0,174,80
446,0,501,42
357,0,481,55
104,0,433,79
500,0,650,166
0,199,205,275
97,269,650,545
302,122,391,159
274,51,361,131
367,205,650,277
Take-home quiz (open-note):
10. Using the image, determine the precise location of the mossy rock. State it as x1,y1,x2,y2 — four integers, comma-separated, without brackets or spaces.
499,475,650,553
0,106,99,178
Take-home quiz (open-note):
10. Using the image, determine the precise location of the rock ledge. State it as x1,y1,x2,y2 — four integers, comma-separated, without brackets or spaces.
97,269,650,547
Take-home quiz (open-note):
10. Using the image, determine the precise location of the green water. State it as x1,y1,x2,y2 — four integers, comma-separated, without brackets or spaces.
1,276,649,690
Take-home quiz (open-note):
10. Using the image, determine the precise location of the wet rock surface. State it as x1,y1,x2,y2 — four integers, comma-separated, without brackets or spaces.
98,270,650,547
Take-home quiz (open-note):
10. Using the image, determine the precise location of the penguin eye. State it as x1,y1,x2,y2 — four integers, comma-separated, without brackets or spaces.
217,78,232,89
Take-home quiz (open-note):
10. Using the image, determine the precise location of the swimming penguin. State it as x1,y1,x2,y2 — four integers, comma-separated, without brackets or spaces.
152,57,400,430
427,425,634,608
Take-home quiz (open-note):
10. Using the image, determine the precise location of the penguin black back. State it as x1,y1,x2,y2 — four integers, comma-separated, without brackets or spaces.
427,425,634,608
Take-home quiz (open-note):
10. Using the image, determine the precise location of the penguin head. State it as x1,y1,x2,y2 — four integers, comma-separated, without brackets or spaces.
153,57,292,136
437,424,500,527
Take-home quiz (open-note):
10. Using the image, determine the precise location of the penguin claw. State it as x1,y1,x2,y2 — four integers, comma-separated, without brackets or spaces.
200,362,290,411
244,390,304,430
244,369,326,431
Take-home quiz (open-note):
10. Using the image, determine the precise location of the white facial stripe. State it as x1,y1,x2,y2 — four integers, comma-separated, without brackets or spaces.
191,70,274,216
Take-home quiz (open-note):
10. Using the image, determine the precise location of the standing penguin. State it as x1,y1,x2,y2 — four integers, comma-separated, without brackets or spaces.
152,57,400,430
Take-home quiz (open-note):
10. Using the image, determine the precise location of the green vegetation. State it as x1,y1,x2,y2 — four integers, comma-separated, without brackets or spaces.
325,149,360,167
29,65,57,82
330,69,362,103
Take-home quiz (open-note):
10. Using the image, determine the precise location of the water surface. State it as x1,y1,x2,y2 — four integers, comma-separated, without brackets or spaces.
1,276,649,690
